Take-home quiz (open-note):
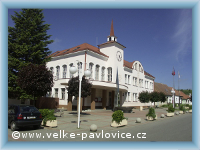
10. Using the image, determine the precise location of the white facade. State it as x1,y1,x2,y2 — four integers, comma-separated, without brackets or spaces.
46,21,155,109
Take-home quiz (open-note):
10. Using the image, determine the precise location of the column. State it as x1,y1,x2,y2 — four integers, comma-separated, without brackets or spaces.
102,90,107,110
111,91,115,109
67,94,72,111
91,88,96,110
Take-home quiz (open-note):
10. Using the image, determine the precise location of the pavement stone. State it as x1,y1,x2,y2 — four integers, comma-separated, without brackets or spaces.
8,107,187,141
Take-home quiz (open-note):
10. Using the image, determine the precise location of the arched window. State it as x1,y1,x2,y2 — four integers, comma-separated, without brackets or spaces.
95,65,100,80
50,67,54,75
77,62,82,76
63,65,67,78
69,63,73,78
101,67,105,81
107,67,112,81
89,63,94,79
56,66,60,79
135,63,137,71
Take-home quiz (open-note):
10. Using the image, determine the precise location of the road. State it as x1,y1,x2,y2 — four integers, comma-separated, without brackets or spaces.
76,113,192,141
8,113,192,142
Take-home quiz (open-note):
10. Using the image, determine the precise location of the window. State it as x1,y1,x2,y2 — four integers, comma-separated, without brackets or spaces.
135,77,137,86
133,93,138,101
77,62,82,76
128,92,130,102
89,63,94,79
135,63,137,71
50,67,54,75
101,67,105,81
69,63,73,78
139,79,143,87
56,66,60,79
125,74,127,84
128,75,130,84
95,65,100,80
145,81,149,89
61,88,65,100
63,65,67,78
55,88,58,98
107,67,112,81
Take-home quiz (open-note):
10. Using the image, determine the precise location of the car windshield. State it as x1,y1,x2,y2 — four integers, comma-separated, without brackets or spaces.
20,106,39,113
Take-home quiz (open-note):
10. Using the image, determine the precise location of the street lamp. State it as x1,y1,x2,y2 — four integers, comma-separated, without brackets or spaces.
69,61,91,128
171,88,175,108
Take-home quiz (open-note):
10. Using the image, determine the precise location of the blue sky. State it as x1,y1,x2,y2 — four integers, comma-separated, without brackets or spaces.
8,9,192,90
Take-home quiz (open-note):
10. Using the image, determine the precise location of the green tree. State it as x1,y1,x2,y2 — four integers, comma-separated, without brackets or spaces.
149,91,160,107
180,89,192,95
159,92,166,103
138,91,150,103
17,63,54,102
8,9,53,99
67,76,92,98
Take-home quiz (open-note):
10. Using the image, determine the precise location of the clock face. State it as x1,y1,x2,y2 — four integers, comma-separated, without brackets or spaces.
116,51,122,62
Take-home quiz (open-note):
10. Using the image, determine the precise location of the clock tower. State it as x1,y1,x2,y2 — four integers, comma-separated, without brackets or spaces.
98,20,126,84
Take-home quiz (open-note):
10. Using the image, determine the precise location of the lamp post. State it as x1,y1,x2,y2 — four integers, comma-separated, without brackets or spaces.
69,61,91,128
171,88,175,108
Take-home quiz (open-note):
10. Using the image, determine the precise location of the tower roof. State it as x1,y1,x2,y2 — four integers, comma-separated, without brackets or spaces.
110,20,114,36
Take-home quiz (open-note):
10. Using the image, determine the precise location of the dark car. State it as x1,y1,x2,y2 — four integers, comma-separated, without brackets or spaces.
8,104,42,131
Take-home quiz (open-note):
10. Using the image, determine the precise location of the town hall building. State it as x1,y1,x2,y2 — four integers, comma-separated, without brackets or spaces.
46,20,155,110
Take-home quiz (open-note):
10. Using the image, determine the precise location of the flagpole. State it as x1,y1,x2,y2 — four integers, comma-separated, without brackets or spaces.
178,72,180,108
173,75,175,108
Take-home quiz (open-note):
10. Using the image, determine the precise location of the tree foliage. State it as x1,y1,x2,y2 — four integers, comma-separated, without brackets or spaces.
180,89,192,95
149,91,160,106
138,91,150,103
67,76,92,98
8,9,53,99
159,92,166,103
17,63,54,100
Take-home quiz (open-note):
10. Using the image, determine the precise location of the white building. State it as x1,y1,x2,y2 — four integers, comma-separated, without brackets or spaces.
46,20,155,110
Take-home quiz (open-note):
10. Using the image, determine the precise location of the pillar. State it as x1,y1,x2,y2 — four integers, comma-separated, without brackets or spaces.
111,91,115,109
102,90,107,110
67,94,72,111
91,88,96,110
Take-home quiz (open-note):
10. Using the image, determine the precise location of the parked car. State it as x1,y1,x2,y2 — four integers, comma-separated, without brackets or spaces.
8,104,42,131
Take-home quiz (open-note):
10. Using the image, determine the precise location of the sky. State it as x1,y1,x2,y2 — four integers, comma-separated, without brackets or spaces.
8,9,192,90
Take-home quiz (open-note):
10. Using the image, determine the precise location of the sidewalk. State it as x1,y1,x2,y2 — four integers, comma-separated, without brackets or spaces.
8,107,192,141
45,107,176,133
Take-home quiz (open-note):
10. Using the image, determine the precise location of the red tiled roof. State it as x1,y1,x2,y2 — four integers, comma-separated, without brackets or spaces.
123,60,135,69
154,82,172,95
179,91,190,99
144,71,155,78
49,43,109,58
98,41,126,48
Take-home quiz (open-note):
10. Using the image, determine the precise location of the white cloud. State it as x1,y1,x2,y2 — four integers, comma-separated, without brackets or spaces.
49,37,64,52
172,10,192,63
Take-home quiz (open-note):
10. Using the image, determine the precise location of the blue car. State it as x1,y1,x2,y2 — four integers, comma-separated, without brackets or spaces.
8,104,42,131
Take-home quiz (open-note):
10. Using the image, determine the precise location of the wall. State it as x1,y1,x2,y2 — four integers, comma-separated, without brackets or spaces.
8,98,21,105
35,97,59,109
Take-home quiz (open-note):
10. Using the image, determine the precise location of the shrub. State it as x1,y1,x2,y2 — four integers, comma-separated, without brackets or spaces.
180,104,186,112
189,105,192,110
112,110,126,124
39,109,56,125
161,104,168,108
167,105,175,113
146,107,156,119
185,104,189,107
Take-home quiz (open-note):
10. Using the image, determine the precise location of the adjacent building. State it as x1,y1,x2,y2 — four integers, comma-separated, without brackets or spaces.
154,82,191,106
46,20,155,110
